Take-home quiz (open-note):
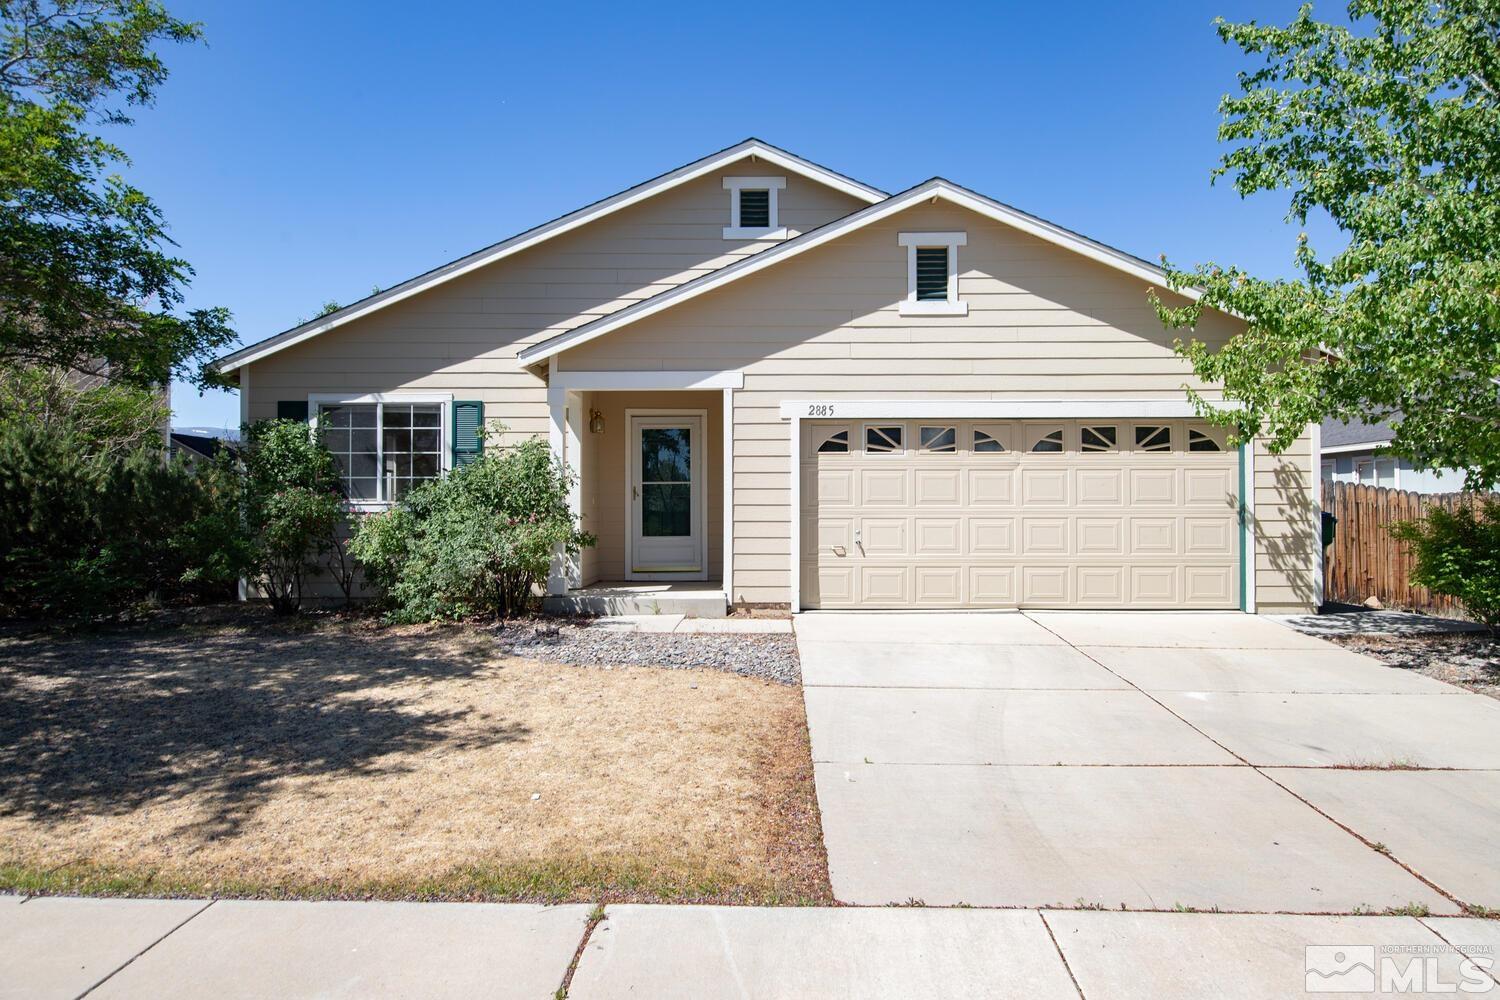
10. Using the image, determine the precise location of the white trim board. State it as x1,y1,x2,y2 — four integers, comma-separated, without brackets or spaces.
213,139,884,375
518,177,1207,367
1320,441,1394,455
775,399,1239,420
551,370,744,392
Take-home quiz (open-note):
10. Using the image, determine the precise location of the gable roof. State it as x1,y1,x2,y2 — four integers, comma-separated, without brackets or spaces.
516,177,1201,370
213,139,887,375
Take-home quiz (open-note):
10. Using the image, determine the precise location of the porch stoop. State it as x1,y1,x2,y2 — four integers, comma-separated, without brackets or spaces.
542,581,729,618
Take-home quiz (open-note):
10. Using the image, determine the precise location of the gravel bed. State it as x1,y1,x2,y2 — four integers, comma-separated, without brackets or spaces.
494,621,801,685
1327,632,1500,701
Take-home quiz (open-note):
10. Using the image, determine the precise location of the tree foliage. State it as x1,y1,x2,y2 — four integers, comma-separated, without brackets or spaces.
0,407,247,618
238,418,343,614
0,1,234,389
350,437,594,623
1156,1,1500,488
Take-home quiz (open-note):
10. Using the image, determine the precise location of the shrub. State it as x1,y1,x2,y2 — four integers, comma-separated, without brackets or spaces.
239,419,344,614
1392,497,1500,629
0,418,248,619
350,437,593,622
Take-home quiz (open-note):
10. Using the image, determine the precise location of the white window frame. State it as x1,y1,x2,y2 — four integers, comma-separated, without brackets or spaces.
898,231,968,316
307,392,453,510
722,176,787,240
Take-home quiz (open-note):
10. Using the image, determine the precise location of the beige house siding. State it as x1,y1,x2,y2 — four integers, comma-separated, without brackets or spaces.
556,201,1317,612
242,161,867,436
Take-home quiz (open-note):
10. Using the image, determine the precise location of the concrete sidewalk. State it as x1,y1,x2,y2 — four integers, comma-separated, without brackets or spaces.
3,895,1497,998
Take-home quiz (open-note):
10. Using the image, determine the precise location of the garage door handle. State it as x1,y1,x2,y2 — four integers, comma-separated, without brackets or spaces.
831,545,846,557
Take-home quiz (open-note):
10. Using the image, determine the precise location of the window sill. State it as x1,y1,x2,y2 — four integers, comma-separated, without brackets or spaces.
899,300,969,316
722,226,788,241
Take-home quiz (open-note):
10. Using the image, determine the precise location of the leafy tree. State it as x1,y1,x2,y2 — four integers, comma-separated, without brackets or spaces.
0,1,234,389
0,362,166,455
1155,1,1500,488
239,418,343,614
1392,498,1500,628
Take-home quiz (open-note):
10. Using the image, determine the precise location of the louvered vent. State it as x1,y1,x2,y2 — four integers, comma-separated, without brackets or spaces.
738,189,771,228
915,246,949,300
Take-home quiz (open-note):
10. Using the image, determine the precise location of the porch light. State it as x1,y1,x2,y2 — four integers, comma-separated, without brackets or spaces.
589,408,605,434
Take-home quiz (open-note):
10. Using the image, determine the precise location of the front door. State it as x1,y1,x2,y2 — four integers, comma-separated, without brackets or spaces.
628,413,705,578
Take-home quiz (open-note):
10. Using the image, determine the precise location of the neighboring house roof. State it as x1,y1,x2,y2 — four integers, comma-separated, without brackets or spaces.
516,176,1200,369
1320,416,1397,450
213,139,887,376
170,431,235,461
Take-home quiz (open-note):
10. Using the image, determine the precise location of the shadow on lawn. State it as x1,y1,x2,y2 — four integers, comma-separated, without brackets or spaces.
0,623,527,840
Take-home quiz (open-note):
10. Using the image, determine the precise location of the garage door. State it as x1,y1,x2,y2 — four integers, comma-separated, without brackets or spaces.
799,419,1239,609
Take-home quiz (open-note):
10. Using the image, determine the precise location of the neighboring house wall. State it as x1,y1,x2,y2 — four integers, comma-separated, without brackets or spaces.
1322,450,1469,494
243,164,868,440
555,201,1317,612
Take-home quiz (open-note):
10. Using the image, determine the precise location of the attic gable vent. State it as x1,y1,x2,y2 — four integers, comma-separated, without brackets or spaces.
723,175,787,239
738,189,770,228
915,247,949,300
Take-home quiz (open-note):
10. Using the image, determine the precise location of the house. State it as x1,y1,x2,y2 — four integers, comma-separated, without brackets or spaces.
1320,417,1469,494
213,139,1320,616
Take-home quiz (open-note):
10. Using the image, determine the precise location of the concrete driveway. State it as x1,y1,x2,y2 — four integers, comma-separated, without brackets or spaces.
797,611,1500,913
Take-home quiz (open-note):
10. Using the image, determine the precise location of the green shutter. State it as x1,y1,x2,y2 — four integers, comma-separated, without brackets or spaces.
453,400,484,467
277,400,310,422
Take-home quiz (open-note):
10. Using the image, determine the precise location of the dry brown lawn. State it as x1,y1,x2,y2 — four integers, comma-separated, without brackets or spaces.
0,614,830,904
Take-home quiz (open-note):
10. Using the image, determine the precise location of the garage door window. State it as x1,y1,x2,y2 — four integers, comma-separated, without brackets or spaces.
1081,426,1117,453
866,425,904,454
1135,425,1171,452
1188,428,1225,452
1029,427,1064,453
816,428,850,453
919,426,957,453
973,427,1008,452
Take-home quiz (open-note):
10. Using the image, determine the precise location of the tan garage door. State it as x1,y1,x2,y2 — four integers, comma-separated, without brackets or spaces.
800,419,1240,609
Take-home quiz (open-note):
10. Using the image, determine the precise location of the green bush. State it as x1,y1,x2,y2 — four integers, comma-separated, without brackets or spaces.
1392,498,1500,629
0,419,248,619
350,437,593,622
239,419,344,614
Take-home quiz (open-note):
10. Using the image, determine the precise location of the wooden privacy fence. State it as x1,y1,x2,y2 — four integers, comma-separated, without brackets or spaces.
1322,480,1492,616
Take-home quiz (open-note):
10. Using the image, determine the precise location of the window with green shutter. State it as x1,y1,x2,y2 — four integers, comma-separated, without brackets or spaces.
453,400,484,467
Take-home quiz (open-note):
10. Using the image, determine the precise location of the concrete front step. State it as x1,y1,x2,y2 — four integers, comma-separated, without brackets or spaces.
542,582,728,618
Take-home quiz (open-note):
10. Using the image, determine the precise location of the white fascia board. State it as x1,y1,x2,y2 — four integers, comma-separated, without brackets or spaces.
518,179,1202,367
214,140,885,374
775,398,1241,420
1319,442,1389,455
551,370,744,391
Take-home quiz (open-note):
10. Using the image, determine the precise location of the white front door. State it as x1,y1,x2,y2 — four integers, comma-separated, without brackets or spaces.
628,413,706,578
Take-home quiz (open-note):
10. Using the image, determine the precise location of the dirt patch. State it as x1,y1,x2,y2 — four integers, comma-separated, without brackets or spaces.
1326,632,1500,701
0,615,831,904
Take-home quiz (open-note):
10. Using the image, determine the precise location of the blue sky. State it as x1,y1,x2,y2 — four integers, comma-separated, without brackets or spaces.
138,0,1322,430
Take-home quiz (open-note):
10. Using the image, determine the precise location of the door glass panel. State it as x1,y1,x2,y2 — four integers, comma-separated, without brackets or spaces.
640,426,692,538
642,483,691,536
641,428,691,482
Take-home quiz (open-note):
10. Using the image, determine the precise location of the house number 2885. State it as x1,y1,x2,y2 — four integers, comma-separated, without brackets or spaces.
806,404,836,417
